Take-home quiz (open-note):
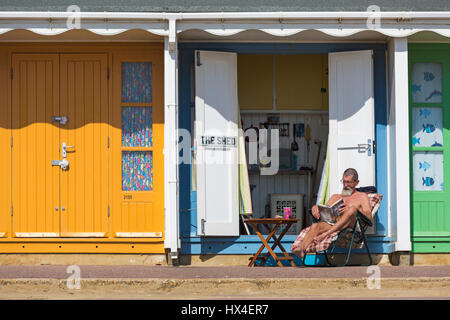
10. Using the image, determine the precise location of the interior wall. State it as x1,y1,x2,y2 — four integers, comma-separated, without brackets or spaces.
241,112,328,223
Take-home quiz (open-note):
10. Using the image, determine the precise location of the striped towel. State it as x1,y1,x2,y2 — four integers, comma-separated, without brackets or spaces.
290,193,383,256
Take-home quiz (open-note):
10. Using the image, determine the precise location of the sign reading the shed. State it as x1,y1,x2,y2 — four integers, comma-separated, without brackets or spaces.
199,135,237,149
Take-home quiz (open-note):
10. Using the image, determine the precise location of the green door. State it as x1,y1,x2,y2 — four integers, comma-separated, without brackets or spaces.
409,43,450,252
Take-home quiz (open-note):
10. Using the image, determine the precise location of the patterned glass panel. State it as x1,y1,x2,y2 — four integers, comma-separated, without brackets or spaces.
412,107,443,147
122,107,153,147
122,62,152,103
411,63,442,103
413,151,444,191
122,151,153,191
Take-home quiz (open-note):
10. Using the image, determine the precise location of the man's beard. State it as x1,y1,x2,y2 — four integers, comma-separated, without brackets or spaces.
341,187,353,197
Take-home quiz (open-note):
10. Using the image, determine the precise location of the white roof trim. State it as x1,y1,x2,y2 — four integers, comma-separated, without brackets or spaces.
1,11,450,38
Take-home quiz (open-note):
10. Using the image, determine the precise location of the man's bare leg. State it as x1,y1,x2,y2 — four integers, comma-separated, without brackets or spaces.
298,222,333,258
315,206,357,242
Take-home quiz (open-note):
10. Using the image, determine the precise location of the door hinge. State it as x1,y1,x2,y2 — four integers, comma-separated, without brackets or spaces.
107,136,110,148
10,206,13,216
372,139,376,154
108,205,110,217
201,218,205,235
196,51,202,67
107,67,110,79
10,67,13,80
10,136,13,148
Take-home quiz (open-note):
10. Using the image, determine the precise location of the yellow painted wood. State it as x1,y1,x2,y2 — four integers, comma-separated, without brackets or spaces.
237,54,273,110
60,54,109,236
111,49,164,238
0,49,10,238
0,242,164,253
12,54,60,236
276,54,328,110
4,43,164,253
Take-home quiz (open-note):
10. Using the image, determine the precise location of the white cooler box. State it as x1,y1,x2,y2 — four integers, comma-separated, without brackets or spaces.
270,194,304,235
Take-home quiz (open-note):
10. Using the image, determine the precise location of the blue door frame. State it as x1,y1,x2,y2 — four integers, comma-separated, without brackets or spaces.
178,42,394,259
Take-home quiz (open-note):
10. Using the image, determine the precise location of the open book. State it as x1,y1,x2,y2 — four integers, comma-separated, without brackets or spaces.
317,198,344,224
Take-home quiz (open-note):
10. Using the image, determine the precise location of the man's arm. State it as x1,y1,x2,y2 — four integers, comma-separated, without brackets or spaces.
311,194,342,219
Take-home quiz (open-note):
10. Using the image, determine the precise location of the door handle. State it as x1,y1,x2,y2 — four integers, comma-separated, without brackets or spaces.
62,142,75,158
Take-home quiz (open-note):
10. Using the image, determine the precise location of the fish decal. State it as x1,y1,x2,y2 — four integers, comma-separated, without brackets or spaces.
413,137,421,146
419,161,431,171
419,108,431,118
412,84,422,93
422,123,436,133
422,177,435,187
423,72,435,82
425,90,442,101
431,141,443,147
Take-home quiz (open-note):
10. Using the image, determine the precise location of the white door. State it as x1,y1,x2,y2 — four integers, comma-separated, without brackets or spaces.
195,50,239,236
328,50,375,196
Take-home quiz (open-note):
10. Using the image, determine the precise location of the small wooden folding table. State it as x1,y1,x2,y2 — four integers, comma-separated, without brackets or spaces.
244,218,299,267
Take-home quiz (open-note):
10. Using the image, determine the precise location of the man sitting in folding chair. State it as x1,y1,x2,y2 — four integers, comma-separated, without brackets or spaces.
291,168,380,266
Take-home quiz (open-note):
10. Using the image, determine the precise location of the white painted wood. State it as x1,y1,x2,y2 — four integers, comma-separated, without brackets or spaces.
14,233,59,237
328,50,375,196
195,50,239,236
115,232,163,238
389,38,412,251
163,35,181,257
59,233,106,237
5,11,450,41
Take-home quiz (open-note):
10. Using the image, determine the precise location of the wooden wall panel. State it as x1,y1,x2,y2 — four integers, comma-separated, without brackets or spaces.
12,54,60,236
241,113,328,222
60,54,109,236
276,54,328,110
238,54,273,110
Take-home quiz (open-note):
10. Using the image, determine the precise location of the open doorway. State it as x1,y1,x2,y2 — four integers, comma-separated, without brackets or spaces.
239,54,329,235
192,49,376,237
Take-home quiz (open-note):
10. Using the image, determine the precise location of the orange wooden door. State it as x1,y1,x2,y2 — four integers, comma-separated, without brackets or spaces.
111,51,164,240
12,54,60,237
59,54,109,237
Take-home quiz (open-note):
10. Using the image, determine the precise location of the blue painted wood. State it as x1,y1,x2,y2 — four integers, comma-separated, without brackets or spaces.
180,235,396,255
178,42,392,255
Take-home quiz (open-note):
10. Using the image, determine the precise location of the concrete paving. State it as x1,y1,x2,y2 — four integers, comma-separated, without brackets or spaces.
0,265,449,299
0,265,449,279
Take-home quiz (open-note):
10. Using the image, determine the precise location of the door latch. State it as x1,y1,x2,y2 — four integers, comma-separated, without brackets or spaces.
337,139,373,156
51,116,69,125
51,159,69,170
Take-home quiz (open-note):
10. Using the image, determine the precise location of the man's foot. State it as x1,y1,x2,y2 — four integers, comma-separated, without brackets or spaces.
296,244,305,258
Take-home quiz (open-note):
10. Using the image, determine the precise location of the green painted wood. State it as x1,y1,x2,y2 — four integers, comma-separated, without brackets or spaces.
412,242,450,253
413,147,444,152
409,43,450,253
